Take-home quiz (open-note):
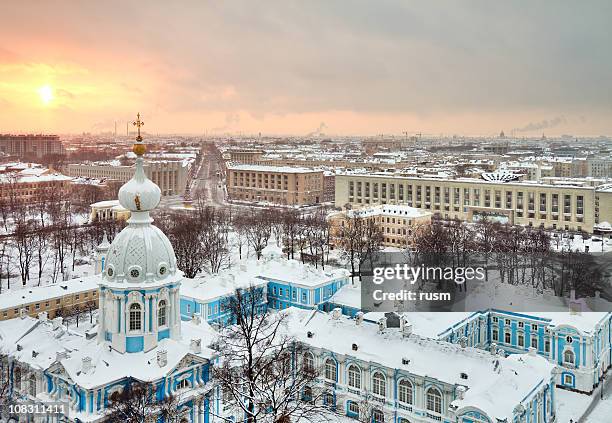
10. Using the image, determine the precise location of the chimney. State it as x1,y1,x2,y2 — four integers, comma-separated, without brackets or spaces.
400,316,412,337
355,312,364,326
528,347,537,357
190,339,202,354
52,317,63,330
157,350,168,367
378,317,387,333
82,356,93,374
456,386,467,400
332,308,342,320
19,308,27,319
38,311,48,322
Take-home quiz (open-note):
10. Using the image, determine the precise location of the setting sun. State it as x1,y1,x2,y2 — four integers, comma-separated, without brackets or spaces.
38,85,54,104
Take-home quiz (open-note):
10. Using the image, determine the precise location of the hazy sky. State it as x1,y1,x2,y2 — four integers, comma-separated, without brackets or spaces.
1,1,611,136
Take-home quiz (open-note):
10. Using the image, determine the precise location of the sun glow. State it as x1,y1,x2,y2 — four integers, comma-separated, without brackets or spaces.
38,85,54,104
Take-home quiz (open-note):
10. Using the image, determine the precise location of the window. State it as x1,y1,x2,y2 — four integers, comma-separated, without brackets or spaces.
14,367,21,391
158,300,167,327
372,409,384,423
29,373,36,396
564,374,573,385
492,316,498,323
372,372,386,397
129,303,142,331
492,329,498,342
504,331,511,344
323,392,334,407
426,388,442,414
398,379,413,404
531,337,538,349
532,324,538,331
303,352,314,372
325,358,337,382
518,334,525,347
303,386,313,402
348,401,359,417
176,379,190,390
564,350,575,365
348,364,361,389
566,336,573,344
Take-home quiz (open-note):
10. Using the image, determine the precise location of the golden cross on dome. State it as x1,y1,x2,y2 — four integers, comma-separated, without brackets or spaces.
133,113,144,141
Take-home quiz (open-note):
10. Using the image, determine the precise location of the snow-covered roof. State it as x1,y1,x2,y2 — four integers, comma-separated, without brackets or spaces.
0,276,99,311
182,256,350,303
342,204,431,219
285,309,554,421
0,315,216,389
227,164,322,173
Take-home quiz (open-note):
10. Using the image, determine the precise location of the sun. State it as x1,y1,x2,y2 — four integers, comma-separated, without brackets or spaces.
38,85,54,105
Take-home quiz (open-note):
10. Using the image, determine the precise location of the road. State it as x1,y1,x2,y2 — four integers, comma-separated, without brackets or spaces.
192,144,226,206
580,373,612,422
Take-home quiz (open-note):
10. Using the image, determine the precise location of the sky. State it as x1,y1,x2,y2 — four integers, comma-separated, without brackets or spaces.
0,1,611,137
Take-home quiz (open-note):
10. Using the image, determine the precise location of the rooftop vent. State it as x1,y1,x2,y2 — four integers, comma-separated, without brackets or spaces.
352,343,358,351
190,338,202,354
460,372,468,380
332,308,342,320
355,312,364,326
402,358,410,365
157,350,168,367
307,331,314,338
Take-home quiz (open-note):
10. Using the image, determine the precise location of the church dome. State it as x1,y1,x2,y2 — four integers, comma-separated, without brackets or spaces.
102,115,179,286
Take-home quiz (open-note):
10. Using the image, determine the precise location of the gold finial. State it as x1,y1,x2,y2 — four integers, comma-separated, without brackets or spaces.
132,113,146,156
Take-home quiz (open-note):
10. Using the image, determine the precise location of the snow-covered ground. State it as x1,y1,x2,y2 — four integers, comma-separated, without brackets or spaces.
555,388,595,422
551,233,612,253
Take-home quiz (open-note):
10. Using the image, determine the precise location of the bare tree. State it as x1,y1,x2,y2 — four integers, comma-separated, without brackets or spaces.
158,210,206,279
105,380,182,423
243,210,273,260
214,286,328,423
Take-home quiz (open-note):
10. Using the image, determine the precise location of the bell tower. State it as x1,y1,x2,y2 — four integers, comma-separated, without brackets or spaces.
97,114,182,353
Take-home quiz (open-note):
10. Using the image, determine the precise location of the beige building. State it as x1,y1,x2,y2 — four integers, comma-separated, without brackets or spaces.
227,164,324,206
89,199,131,222
336,173,612,233
330,204,432,248
67,159,188,196
228,149,267,165
0,277,99,321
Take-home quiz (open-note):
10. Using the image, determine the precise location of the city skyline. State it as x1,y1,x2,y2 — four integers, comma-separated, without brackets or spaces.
1,1,611,136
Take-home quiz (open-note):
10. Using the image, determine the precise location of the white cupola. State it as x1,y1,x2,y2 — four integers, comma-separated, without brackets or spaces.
97,114,182,353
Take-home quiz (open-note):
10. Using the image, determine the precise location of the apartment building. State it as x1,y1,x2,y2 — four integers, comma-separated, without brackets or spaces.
227,164,324,205
228,149,267,165
67,159,188,196
0,134,64,158
329,204,432,248
335,173,612,233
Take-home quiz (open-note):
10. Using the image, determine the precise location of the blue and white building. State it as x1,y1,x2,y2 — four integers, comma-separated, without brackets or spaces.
180,245,350,326
288,308,557,423
0,132,217,422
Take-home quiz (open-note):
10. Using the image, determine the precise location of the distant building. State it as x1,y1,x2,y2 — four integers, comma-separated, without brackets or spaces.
329,204,432,248
0,134,64,158
228,149,267,165
89,199,131,222
335,173,612,233
323,172,335,202
227,164,324,206
0,163,72,205
67,159,188,196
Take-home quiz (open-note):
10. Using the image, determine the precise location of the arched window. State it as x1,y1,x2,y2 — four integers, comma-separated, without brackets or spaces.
303,352,314,372
426,387,442,414
29,373,36,396
398,379,413,404
347,401,359,418
325,358,337,382
347,364,361,389
564,349,575,365
129,303,142,331
158,300,167,327
372,408,385,423
372,372,386,397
